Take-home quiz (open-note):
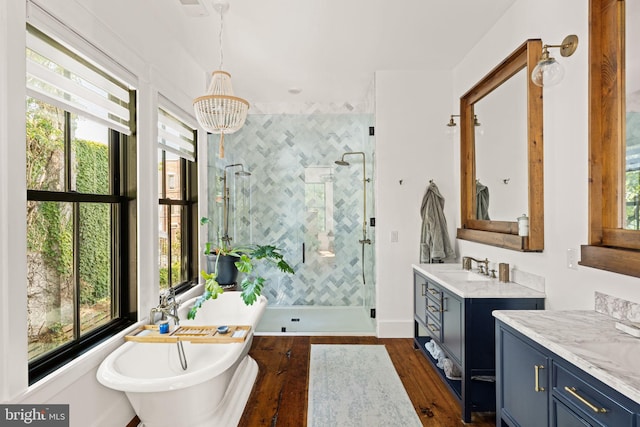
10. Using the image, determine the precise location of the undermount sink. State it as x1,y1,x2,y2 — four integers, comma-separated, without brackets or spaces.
436,270,491,282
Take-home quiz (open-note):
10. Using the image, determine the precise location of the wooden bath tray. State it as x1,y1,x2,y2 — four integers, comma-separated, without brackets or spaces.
125,325,251,343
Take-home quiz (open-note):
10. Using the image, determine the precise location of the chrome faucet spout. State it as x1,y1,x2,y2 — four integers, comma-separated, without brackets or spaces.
150,288,181,325
149,307,161,325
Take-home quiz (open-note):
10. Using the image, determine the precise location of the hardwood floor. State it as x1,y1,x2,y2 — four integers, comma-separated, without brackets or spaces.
239,336,496,426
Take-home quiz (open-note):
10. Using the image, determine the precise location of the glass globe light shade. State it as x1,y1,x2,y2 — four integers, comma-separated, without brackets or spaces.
531,58,565,87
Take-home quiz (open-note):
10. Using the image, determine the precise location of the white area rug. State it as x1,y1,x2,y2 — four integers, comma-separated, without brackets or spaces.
308,344,422,427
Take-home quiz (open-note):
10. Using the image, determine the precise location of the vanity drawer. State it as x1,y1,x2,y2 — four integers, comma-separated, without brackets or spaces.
426,283,442,304
425,281,444,340
553,363,635,427
425,319,441,339
425,309,441,338
426,300,441,317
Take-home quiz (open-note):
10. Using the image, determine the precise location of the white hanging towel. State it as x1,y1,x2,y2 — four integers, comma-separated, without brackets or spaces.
420,182,455,263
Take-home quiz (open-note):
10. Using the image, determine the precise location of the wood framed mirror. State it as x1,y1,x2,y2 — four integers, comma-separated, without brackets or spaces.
457,39,544,251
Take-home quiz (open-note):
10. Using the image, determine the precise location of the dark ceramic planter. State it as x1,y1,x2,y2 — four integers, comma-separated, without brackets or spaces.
206,254,239,286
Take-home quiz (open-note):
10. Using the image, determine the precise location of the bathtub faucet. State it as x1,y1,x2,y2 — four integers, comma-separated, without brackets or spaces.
150,288,181,326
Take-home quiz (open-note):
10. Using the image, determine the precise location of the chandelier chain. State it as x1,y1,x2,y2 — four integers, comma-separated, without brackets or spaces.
194,1,248,158
218,6,224,70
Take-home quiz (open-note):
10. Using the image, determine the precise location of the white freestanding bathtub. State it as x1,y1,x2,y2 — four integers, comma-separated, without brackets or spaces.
97,291,267,427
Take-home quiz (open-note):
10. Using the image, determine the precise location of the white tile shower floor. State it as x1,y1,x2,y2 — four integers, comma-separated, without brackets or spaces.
255,306,376,335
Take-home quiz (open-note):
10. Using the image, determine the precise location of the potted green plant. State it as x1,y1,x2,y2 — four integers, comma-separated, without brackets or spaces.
189,217,294,319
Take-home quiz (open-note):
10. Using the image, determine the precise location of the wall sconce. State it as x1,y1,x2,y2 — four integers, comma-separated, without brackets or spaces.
531,34,579,87
446,114,481,127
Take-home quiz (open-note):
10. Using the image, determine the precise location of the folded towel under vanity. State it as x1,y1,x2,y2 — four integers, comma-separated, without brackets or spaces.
424,340,443,362
442,358,462,380
425,340,461,380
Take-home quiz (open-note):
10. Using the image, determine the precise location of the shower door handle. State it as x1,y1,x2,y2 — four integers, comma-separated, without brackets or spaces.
302,242,305,264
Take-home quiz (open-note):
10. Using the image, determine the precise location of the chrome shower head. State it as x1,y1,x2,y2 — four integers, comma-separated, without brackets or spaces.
335,159,350,166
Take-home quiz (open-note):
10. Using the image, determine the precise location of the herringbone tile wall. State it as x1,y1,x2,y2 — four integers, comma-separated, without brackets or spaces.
207,113,375,307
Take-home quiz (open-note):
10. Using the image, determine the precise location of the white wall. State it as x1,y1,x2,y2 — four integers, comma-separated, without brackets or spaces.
0,1,209,426
453,0,640,309
374,0,640,338
0,0,29,403
375,69,456,337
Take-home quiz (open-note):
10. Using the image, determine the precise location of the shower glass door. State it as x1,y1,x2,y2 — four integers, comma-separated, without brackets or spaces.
208,113,375,333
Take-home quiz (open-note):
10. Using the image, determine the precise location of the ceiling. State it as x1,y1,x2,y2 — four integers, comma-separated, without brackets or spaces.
73,0,517,106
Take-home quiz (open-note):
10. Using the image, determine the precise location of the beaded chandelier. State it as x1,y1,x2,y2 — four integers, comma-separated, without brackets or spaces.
193,1,249,158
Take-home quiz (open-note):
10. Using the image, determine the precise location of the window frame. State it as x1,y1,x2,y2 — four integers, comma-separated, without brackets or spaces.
25,20,138,381
27,111,136,384
158,143,198,294
581,0,640,277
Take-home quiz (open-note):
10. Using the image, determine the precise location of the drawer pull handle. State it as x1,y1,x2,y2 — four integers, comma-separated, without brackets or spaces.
564,386,608,413
427,324,439,333
534,364,545,392
428,288,440,296
427,305,439,313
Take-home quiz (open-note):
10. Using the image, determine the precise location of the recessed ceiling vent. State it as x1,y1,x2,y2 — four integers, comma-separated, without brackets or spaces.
178,0,209,17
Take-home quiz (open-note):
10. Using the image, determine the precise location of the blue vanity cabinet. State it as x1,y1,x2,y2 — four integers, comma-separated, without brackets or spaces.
497,324,549,427
414,272,428,327
441,289,462,365
413,270,544,423
552,398,592,427
425,279,444,341
496,320,640,427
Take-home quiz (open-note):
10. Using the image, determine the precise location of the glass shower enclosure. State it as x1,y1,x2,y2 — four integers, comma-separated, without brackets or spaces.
207,113,376,334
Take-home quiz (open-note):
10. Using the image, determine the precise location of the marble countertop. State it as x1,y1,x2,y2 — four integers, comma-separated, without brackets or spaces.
412,263,546,299
493,309,640,404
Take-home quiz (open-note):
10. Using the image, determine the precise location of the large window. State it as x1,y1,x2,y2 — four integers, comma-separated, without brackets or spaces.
26,25,136,382
157,106,198,292
582,0,640,277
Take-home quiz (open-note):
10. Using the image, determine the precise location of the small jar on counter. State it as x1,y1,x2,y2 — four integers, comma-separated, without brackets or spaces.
517,214,529,236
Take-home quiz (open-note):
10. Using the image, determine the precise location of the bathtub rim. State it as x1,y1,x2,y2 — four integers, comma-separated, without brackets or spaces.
96,292,266,393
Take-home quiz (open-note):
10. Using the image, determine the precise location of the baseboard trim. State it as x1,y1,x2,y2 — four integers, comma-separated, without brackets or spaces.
376,320,413,338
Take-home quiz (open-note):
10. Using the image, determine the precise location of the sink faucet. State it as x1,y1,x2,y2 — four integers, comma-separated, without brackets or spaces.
462,256,490,275
150,288,181,326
